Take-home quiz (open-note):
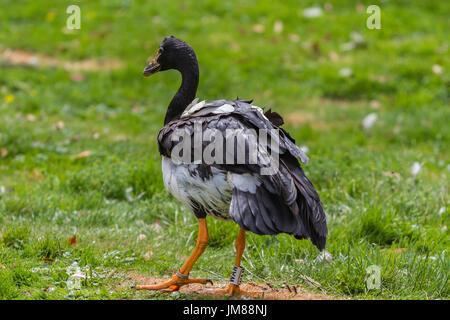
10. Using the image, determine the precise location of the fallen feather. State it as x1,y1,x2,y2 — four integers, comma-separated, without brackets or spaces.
303,7,323,18
339,67,353,78
362,113,377,129
411,162,421,176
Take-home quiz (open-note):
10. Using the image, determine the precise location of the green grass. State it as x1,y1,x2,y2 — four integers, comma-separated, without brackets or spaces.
0,0,448,299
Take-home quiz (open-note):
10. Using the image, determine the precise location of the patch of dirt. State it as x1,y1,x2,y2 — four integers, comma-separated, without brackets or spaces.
123,273,337,300
0,48,123,72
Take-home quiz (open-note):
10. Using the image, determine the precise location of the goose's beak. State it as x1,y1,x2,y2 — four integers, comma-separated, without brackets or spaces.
143,61,160,77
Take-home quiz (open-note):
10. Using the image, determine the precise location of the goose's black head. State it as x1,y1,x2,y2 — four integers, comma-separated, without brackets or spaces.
143,36,198,77
144,36,200,125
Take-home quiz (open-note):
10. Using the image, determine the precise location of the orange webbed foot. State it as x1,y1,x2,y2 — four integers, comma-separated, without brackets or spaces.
213,284,264,298
136,273,213,292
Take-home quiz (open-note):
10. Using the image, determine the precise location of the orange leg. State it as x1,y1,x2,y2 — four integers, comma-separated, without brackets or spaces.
136,218,212,291
214,228,263,297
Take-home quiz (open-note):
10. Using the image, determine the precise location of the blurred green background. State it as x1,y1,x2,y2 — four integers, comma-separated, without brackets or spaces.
0,0,448,299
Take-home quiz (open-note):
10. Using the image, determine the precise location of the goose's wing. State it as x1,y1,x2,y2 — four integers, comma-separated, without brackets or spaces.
160,99,308,164
158,99,327,250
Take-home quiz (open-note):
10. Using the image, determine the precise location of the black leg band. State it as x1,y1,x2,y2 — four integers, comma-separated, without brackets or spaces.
177,271,189,279
230,265,245,285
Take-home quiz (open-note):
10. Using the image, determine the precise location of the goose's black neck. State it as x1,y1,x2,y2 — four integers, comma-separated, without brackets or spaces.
164,61,199,125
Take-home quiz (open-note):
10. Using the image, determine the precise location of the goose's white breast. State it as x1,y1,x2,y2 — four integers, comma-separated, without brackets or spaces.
161,156,233,220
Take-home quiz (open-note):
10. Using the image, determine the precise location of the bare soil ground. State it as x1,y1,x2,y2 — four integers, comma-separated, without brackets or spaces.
0,48,123,71
123,273,338,300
